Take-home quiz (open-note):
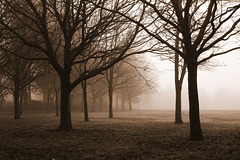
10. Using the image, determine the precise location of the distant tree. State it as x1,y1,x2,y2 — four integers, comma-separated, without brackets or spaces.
122,57,156,110
89,77,107,112
0,0,147,130
105,60,138,117
105,63,129,118
35,73,55,112
125,71,150,110
0,49,48,119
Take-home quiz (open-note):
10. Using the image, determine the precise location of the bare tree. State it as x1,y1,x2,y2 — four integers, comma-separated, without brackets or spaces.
0,51,48,119
89,77,107,112
105,62,130,118
93,0,240,140
0,0,147,131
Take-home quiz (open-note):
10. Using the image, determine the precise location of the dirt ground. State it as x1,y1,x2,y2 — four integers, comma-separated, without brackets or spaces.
0,110,240,160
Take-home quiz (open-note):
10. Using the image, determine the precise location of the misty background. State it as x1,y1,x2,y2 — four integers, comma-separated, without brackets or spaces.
139,49,240,110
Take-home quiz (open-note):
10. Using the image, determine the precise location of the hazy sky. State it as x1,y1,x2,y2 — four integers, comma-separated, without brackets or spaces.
139,49,240,110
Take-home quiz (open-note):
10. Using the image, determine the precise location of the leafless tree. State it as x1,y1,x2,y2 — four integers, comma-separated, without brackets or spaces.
0,50,49,119
93,0,240,140
0,0,147,130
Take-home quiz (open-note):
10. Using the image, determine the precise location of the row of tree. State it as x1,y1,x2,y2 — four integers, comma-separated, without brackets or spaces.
0,52,152,117
0,0,240,141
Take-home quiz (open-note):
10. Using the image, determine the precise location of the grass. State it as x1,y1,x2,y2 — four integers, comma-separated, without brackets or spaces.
0,110,240,160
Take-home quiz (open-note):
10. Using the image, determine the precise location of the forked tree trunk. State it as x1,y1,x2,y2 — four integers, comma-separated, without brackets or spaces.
174,29,185,124
14,82,20,119
81,80,89,122
57,76,73,131
187,65,203,140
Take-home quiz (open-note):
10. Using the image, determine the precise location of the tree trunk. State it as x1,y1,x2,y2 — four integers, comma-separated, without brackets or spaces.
81,80,89,122
57,76,73,131
108,67,114,118
14,82,20,119
55,90,59,116
27,85,31,106
115,96,118,109
19,90,23,115
175,83,183,123
70,90,74,109
128,97,132,110
78,91,83,112
187,65,203,140
174,28,184,124
47,86,50,113
108,88,113,118
121,93,125,110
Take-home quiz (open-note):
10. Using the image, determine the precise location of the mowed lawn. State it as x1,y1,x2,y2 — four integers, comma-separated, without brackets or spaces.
0,110,240,160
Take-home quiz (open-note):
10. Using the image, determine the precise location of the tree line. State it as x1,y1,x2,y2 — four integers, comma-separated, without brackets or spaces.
0,0,240,141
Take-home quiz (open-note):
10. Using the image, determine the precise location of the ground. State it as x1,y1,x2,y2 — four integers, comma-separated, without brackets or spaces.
0,110,240,160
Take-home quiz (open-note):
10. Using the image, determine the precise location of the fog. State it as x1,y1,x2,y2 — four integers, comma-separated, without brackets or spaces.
139,50,240,110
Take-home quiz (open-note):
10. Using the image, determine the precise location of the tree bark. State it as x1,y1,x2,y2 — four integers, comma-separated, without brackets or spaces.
14,81,20,119
81,80,89,122
57,76,73,131
187,65,203,140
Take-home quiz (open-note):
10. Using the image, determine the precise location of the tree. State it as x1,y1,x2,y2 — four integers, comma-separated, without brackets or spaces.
89,77,107,112
0,0,146,131
81,79,89,122
122,56,156,110
0,50,48,119
95,0,240,140
105,63,130,117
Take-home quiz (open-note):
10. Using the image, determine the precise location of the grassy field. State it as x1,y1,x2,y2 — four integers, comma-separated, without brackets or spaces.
0,110,240,160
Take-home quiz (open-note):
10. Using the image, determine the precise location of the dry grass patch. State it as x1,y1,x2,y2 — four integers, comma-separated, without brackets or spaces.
0,110,240,160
